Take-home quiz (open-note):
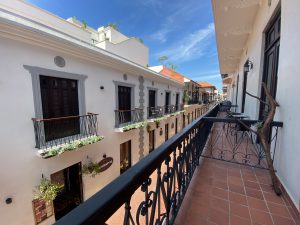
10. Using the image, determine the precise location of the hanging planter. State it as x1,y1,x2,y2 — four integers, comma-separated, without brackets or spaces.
82,161,101,178
33,178,62,202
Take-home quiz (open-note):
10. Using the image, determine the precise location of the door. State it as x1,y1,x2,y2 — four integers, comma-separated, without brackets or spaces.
259,11,280,120
118,86,131,124
40,76,80,141
235,74,239,111
175,93,179,110
165,124,169,141
175,118,178,134
51,163,83,221
165,92,170,113
241,66,248,113
149,130,155,153
148,90,156,118
120,140,131,173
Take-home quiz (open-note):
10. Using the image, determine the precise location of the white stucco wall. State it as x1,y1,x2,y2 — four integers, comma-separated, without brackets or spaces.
97,38,149,66
226,0,300,210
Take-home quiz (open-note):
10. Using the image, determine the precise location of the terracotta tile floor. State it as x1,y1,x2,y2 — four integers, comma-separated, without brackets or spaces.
174,158,300,225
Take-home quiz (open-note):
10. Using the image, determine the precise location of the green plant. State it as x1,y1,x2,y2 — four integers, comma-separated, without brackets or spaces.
168,62,178,71
105,23,119,31
41,135,104,158
82,161,101,178
255,122,263,130
34,178,61,202
120,158,129,171
122,122,147,131
158,55,168,65
183,91,190,104
82,20,87,29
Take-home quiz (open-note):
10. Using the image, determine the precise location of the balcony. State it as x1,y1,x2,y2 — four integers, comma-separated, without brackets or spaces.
114,108,144,131
147,106,164,119
53,104,300,225
32,113,103,158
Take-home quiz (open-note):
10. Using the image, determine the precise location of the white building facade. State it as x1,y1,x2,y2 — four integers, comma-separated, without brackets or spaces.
0,1,185,224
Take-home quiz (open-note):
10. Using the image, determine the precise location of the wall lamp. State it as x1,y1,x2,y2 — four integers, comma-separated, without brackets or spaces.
244,60,253,72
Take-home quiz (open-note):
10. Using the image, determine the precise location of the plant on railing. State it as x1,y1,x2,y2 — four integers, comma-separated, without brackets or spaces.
146,123,152,132
153,116,168,127
183,91,190,104
82,161,101,178
170,110,185,117
122,122,147,132
33,178,61,202
39,135,104,158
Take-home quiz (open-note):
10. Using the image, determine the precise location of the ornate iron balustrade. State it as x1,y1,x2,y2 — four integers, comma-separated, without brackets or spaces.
54,105,220,225
164,105,176,115
201,117,283,169
115,108,144,128
147,106,164,119
32,113,99,149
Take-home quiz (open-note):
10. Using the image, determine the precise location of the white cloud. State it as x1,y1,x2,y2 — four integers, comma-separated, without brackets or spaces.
156,23,215,62
151,2,202,43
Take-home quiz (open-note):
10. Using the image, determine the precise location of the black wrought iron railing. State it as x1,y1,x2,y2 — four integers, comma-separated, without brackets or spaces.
115,108,144,128
32,113,98,149
54,105,219,225
164,105,176,114
147,106,164,119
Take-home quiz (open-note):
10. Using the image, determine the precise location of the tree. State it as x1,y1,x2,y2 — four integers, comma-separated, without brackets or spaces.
168,62,178,71
158,55,168,65
236,82,282,195
158,56,179,71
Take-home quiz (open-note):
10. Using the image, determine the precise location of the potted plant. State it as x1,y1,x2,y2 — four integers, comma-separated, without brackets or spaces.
120,158,129,173
82,161,101,178
33,178,61,202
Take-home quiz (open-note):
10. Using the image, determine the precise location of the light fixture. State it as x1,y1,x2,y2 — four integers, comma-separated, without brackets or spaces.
244,60,253,72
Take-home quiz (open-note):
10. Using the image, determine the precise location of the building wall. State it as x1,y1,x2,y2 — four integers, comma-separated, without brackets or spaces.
96,38,149,66
0,36,182,225
227,0,300,210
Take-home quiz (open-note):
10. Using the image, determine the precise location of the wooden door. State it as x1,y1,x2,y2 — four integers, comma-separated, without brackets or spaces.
118,86,131,123
259,12,281,120
241,68,248,113
165,124,169,141
120,140,131,173
40,76,80,141
148,90,156,117
149,130,155,153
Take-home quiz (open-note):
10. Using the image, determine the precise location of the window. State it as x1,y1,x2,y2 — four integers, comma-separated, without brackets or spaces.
120,140,131,173
149,130,155,152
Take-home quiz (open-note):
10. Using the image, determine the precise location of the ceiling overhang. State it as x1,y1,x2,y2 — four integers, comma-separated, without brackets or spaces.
212,0,261,74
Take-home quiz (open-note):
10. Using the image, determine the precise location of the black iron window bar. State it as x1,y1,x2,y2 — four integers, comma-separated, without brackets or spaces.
32,113,99,149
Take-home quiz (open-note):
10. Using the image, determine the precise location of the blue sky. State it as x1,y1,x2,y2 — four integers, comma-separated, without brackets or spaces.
26,0,221,91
